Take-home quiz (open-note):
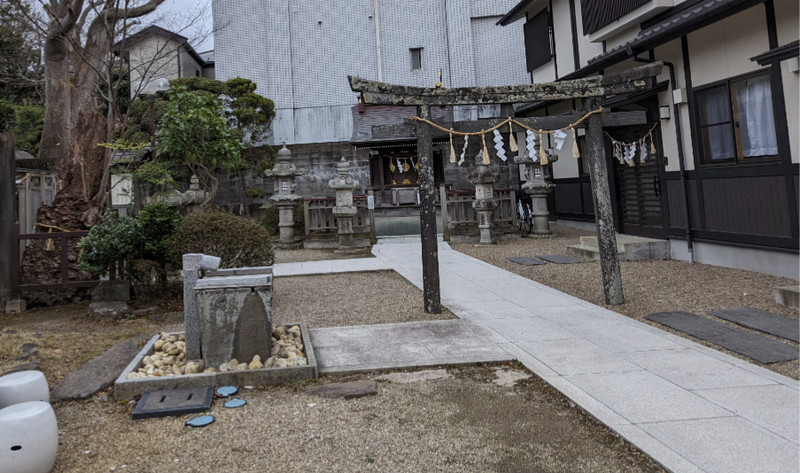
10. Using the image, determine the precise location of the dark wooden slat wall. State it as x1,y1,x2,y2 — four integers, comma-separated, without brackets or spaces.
582,182,596,215
702,176,791,237
580,0,652,35
794,175,798,212
524,9,552,72
554,182,584,213
666,179,702,229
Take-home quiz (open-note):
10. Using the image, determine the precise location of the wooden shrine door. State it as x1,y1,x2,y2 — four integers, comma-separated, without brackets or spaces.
611,120,667,239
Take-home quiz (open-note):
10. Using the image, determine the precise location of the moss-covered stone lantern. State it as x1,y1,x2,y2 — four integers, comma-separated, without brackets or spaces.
328,158,359,252
468,152,499,245
265,144,304,248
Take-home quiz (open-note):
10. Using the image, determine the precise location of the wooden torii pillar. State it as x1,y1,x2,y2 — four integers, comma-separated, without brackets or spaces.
349,62,663,311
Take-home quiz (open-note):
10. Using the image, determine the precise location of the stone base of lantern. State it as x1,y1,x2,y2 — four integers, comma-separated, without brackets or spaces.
272,237,305,250
523,181,556,238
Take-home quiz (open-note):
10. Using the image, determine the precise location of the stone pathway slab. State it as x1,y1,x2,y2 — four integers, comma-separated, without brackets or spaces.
535,254,585,264
646,311,799,364
506,256,546,266
709,307,800,343
309,320,512,374
273,258,390,277
51,341,139,401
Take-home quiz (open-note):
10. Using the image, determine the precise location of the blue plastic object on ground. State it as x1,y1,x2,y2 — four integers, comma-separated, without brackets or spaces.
185,415,214,427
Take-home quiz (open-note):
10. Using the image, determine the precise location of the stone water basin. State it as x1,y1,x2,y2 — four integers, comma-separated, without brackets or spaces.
114,323,317,400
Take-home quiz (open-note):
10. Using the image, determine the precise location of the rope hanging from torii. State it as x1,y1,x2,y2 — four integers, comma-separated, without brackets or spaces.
605,122,659,167
410,108,605,166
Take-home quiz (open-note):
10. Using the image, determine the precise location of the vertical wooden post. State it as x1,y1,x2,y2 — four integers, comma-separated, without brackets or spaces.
416,105,441,314
439,184,450,241
367,188,377,244
584,98,624,305
1,134,14,309
10,224,20,301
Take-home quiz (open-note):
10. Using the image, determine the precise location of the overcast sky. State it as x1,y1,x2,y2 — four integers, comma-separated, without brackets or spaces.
155,0,214,52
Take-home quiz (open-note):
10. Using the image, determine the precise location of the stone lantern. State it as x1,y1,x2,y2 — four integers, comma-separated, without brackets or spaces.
468,152,499,245
515,137,558,237
265,144,304,248
328,157,359,252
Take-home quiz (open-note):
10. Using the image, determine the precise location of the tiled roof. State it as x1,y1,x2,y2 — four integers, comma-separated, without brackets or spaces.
14,149,35,160
750,40,799,66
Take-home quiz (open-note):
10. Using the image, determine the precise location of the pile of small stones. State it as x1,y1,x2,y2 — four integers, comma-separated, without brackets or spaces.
126,326,307,380
264,325,308,368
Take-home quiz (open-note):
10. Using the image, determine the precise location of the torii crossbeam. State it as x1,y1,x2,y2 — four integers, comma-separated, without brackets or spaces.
349,62,663,312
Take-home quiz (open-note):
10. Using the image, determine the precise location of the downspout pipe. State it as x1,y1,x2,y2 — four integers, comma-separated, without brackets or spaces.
632,55,694,263
373,0,382,82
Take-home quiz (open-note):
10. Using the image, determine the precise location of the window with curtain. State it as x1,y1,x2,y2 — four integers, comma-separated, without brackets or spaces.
695,72,778,165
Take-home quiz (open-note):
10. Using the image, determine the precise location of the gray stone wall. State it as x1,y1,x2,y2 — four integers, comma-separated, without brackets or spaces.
210,141,519,212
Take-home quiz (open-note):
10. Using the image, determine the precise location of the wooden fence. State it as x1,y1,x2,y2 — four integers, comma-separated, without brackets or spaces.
439,185,519,242
303,195,377,248
10,223,99,299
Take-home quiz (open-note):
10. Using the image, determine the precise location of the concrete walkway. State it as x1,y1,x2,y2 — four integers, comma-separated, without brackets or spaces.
273,256,390,277
361,237,799,473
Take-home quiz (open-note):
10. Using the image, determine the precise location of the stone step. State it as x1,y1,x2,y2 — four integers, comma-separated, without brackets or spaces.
775,285,799,311
566,234,670,262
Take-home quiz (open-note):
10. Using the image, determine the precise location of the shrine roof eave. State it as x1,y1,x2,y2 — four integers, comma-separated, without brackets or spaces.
349,137,450,150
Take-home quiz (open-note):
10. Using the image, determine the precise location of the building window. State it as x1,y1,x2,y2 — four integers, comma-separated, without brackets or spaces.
695,72,778,165
524,9,553,72
410,48,422,70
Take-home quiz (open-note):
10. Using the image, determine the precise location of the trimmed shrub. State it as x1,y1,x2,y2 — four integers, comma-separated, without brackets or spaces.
137,203,183,261
165,211,274,268
260,201,305,236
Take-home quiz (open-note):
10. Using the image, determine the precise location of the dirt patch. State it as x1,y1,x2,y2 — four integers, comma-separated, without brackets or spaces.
452,224,799,379
273,271,456,328
0,303,180,386
51,364,665,473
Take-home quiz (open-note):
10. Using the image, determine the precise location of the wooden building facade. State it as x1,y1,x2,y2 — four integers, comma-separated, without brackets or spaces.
500,0,799,277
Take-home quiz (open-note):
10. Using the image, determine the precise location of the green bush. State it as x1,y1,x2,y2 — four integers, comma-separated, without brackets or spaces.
165,211,275,268
137,203,183,261
76,204,182,277
77,212,143,276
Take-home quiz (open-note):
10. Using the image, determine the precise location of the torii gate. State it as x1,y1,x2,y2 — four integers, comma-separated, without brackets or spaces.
349,62,663,313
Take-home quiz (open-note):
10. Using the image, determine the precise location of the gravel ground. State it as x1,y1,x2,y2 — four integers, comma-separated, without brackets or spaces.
51,365,664,473
273,271,456,328
275,248,375,264
452,224,800,380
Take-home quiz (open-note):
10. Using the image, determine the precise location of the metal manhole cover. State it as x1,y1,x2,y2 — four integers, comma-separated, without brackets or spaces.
132,386,214,420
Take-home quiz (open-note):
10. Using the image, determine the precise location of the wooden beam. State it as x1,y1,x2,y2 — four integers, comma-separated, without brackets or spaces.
368,111,647,140
349,63,661,106
454,111,648,133
1,134,14,308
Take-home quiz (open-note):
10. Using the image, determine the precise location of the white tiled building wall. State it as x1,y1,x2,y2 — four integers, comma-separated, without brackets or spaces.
213,0,528,145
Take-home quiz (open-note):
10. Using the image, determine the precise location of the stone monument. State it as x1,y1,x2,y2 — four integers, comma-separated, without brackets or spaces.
194,270,273,369
265,144,305,249
468,152,499,245
328,158,360,253
515,137,558,237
